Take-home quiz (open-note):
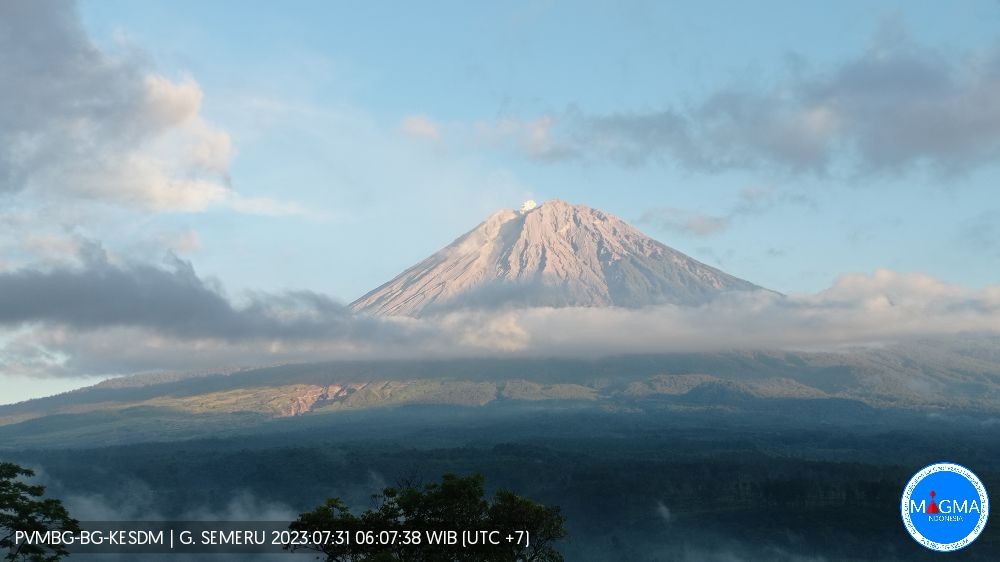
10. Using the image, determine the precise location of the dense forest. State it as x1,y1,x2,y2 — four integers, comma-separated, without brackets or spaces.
5,406,998,561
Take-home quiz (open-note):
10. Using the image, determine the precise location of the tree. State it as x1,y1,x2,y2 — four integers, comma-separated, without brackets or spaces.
0,462,79,562
289,473,565,561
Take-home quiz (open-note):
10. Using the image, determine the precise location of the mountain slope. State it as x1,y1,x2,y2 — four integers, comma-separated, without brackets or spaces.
351,199,763,317
2,338,999,448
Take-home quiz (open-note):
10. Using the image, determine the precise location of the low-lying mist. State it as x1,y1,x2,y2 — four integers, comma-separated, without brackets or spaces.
1,253,998,381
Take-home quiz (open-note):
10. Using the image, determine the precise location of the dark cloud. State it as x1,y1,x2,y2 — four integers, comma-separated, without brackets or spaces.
516,30,1000,178
0,242,411,343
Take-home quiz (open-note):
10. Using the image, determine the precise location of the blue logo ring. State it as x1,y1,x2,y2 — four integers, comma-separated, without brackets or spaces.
901,462,989,552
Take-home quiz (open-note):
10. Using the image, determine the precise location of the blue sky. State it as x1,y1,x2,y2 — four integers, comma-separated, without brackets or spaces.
74,0,1000,297
2,1,1000,403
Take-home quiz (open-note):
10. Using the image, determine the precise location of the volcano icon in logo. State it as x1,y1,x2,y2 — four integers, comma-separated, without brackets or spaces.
901,462,989,552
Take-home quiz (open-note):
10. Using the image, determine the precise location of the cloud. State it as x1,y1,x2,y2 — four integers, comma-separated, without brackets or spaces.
0,243,431,377
158,229,202,254
438,269,1000,355
0,243,417,342
496,28,1000,178
2,247,998,378
640,208,730,236
401,115,441,140
640,188,812,236
0,0,306,216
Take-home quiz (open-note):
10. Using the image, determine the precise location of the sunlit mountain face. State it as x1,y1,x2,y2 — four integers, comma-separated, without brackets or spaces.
352,200,765,317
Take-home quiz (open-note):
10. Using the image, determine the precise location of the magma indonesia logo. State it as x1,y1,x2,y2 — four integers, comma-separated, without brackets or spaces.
901,462,989,552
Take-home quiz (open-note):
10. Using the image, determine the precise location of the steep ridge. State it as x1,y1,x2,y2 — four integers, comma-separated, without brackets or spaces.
351,199,763,317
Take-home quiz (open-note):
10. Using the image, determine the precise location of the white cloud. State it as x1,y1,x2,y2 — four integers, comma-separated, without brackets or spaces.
43,70,243,213
140,74,203,131
159,230,202,254
21,234,85,263
0,1,306,216
439,269,1000,355
1,258,998,378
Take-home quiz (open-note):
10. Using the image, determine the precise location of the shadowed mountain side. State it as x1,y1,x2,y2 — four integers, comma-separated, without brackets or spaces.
0,393,890,450
0,350,992,420
1,337,997,446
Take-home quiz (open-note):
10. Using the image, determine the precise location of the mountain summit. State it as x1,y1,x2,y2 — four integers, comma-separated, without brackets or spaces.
351,200,764,317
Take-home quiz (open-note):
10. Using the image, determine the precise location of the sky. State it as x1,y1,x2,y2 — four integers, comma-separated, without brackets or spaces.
2,1,1000,403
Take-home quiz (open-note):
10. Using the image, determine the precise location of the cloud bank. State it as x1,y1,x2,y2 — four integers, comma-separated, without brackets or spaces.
0,251,997,378
447,270,1000,356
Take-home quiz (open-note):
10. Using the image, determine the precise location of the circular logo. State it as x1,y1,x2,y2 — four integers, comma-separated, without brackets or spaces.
901,462,989,552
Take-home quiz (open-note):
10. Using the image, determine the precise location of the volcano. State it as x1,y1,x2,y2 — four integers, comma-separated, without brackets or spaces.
351,199,765,317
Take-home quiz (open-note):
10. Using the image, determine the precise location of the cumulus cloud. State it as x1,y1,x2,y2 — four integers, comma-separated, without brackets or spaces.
0,0,303,215
497,28,1000,177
